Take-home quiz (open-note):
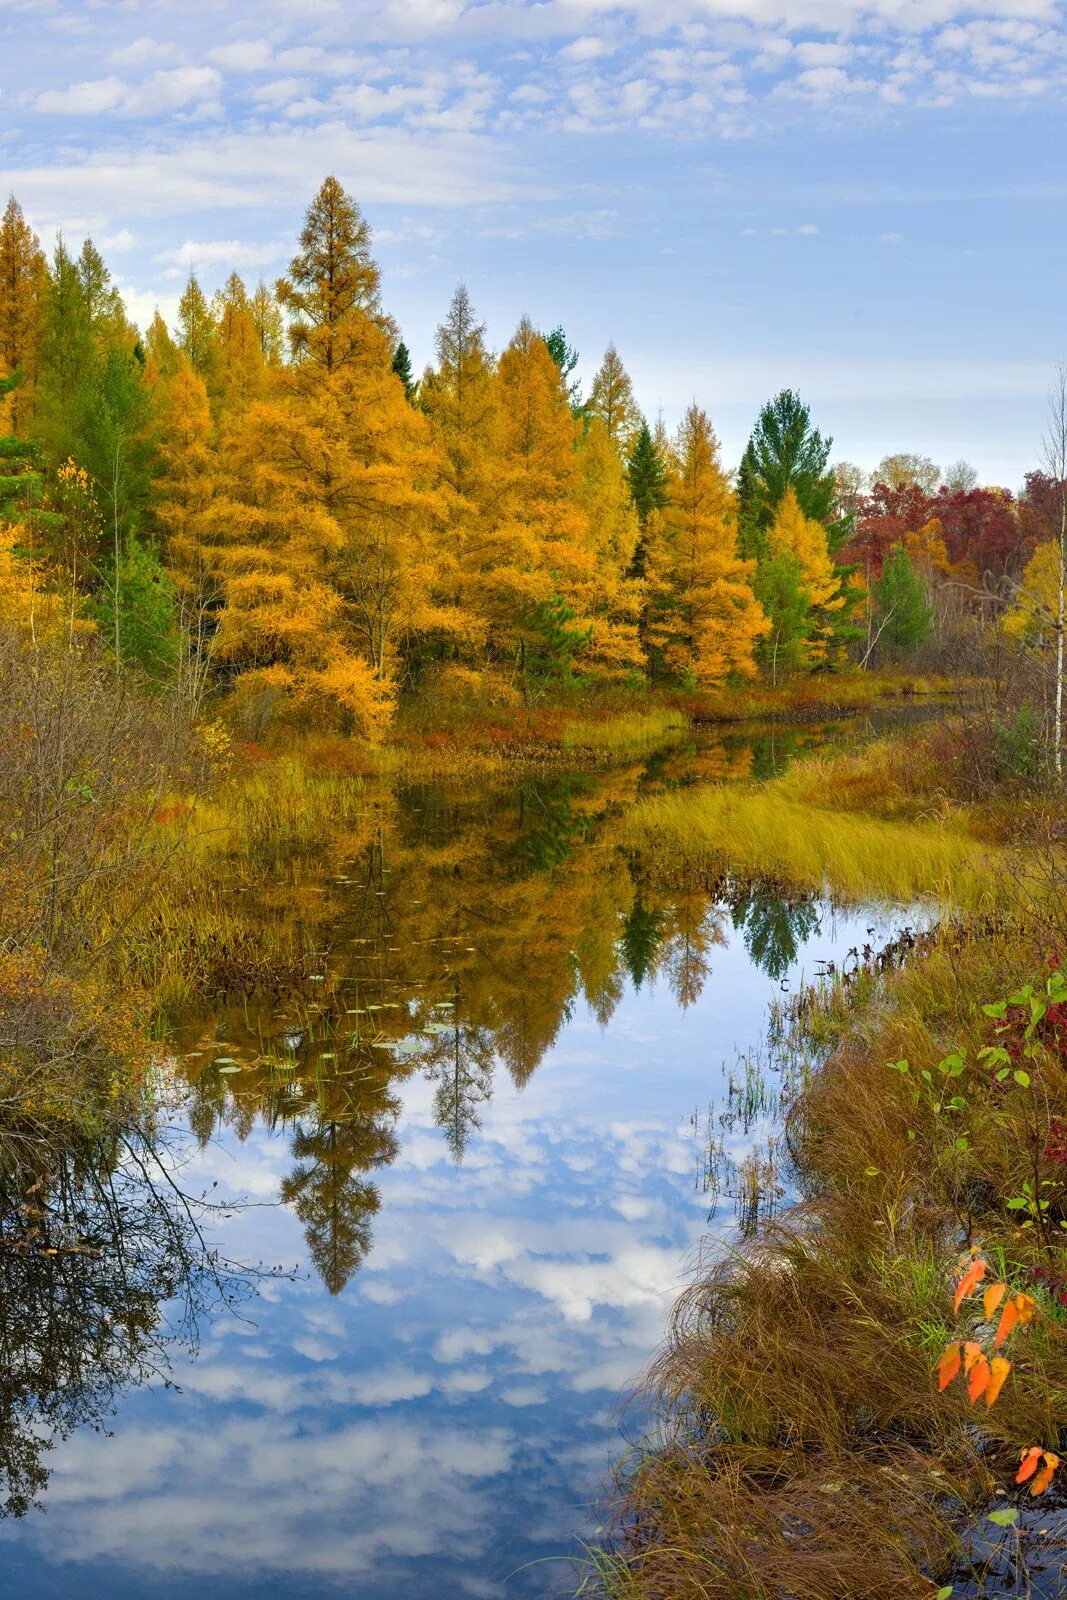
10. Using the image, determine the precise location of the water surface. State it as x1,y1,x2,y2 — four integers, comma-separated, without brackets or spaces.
0,713,931,1598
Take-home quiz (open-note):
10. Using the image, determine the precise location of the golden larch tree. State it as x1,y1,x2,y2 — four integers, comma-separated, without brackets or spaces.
0,197,47,435
645,404,768,684
588,343,642,459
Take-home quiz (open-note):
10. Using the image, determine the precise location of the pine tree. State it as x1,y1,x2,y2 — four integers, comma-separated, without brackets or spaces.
737,389,844,558
626,419,670,576
644,405,768,685
544,324,582,410
872,545,933,658
0,197,47,435
177,273,216,382
37,237,96,451
391,340,417,404
588,343,641,457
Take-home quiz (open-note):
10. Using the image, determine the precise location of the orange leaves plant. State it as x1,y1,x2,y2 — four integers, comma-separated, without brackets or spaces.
1016,1447,1061,1496
937,1255,1059,1497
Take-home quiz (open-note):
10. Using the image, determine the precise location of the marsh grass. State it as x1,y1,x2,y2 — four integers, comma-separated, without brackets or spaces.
625,783,992,909
561,710,689,754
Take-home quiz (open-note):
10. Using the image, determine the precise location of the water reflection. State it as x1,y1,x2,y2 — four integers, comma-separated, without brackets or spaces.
0,714,938,1598
177,768,828,1296
0,1129,270,1518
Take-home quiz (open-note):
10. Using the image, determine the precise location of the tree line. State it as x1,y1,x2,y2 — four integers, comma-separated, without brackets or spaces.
0,177,1059,733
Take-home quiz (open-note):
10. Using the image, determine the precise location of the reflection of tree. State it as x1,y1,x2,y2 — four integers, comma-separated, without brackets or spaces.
621,896,664,990
731,891,821,982
425,999,495,1162
281,1117,394,1295
0,1132,263,1517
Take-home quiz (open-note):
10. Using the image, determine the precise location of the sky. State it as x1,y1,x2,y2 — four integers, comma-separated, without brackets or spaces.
2,0,1065,487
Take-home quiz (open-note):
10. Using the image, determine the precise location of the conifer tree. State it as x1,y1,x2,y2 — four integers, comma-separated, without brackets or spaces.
154,363,223,707
588,343,641,457
871,545,934,658
626,419,670,576
644,404,768,685
37,238,96,450
391,340,417,404
0,197,46,435
77,240,126,350
250,279,285,364
177,273,216,382
756,485,844,679
212,178,445,730
211,272,265,422
420,284,497,656
574,416,644,671
737,389,843,558
544,324,582,410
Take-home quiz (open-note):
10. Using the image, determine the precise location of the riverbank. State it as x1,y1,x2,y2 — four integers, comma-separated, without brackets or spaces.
591,728,1067,1599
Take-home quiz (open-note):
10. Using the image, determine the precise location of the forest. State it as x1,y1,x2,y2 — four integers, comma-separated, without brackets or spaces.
2,174,1063,743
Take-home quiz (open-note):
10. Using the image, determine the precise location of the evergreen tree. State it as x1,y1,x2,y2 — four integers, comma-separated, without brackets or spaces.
543,324,582,410
872,545,933,658
37,237,96,451
626,419,670,576
737,389,845,558
391,340,418,403
755,486,844,679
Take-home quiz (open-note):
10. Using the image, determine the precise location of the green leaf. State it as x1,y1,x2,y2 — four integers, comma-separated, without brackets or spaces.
1013,1069,1031,1088
987,1507,1020,1528
1006,1198,1030,1210
888,1059,910,1074
955,1137,969,1152
948,1096,967,1110
864,1167,881,1177
937,1587,955,1599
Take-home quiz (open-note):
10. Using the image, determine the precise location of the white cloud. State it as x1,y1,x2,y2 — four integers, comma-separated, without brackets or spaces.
157,238,284,272
560,36,616,62
210,40,275,71
35,67,224,119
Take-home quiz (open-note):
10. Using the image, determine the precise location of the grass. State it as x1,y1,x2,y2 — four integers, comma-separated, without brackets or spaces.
593,728,1067,1599
560,709,689,754
624,781,994,910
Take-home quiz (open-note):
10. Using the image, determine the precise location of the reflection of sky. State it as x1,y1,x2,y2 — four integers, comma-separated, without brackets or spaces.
0,904,900,1599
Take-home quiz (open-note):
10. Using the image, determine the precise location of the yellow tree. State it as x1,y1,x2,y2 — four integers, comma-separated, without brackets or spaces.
574,415,645,672
209,177,445,731
153,363,223,710
588,342,641,458
250,279,285,365
645,405,767,684
480,317,595,676
420,283,498,658
211,272,265,424
0,197,47,435
758,484,845,676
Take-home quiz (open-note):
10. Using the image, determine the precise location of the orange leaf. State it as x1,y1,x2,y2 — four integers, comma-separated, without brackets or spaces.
967,1354,991,1404
1014,1292,1037,1329
983,1282,1007,1322
936,1343,962,1391
1031,1452,1060,1497
983,1356,1011,1408
1016,1446,1043,1484
994,1299,1019,1348
954,1258,988,1314
962,1340,985,1374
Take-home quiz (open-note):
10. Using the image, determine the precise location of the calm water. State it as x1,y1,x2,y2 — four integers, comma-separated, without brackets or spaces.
0,713,934,1599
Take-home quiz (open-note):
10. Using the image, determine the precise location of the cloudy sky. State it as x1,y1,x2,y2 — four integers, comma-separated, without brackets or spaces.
2,0,1064,484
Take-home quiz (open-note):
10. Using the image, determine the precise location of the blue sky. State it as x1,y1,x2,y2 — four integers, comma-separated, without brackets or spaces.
1,0,1064,486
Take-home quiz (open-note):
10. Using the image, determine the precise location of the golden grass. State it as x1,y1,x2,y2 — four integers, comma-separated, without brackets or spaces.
560,709,689,753
624,783,994,910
